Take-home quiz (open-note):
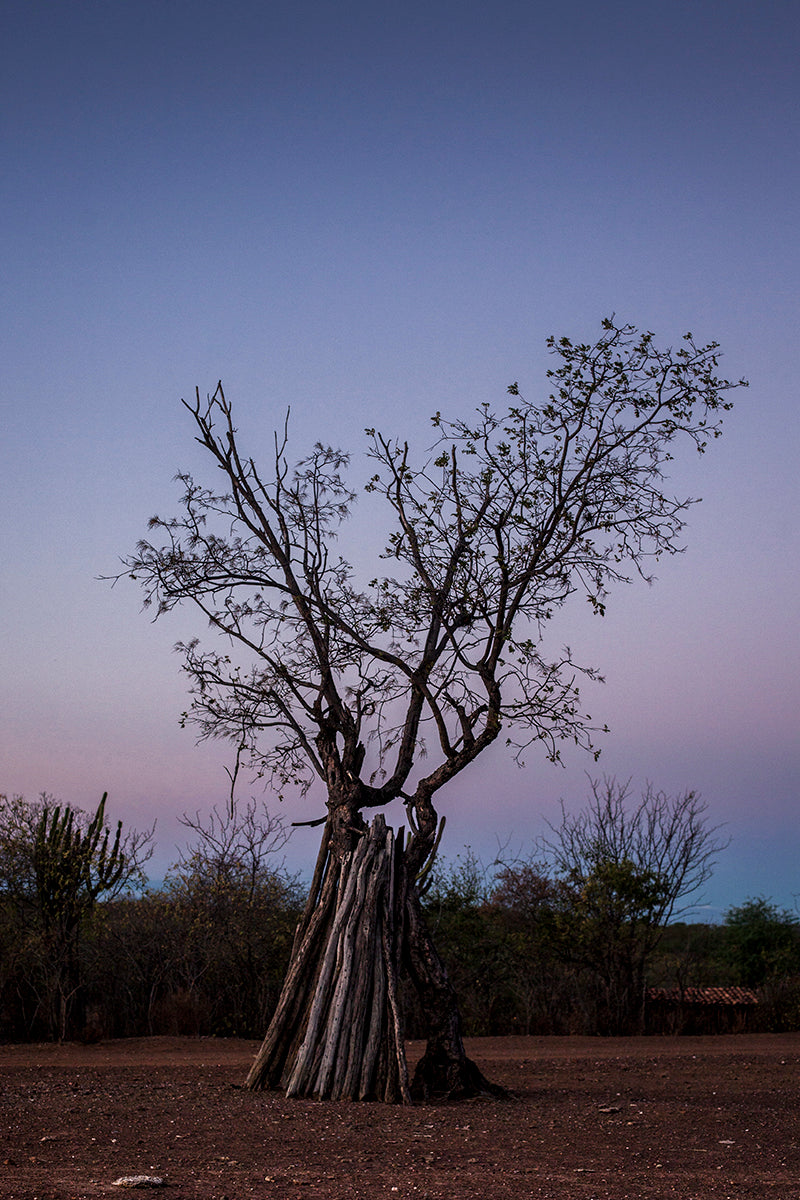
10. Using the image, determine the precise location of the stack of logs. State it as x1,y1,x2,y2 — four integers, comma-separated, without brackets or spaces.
247,814,410,1102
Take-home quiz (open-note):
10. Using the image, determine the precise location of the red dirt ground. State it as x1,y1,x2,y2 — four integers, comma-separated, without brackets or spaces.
2,1033,799,1199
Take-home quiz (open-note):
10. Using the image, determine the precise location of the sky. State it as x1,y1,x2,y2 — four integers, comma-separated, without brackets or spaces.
2,0,798,919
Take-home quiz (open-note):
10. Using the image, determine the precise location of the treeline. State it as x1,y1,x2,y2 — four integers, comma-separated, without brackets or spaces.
2,788,799,1044
411,853,800,1038
0,794,304,1043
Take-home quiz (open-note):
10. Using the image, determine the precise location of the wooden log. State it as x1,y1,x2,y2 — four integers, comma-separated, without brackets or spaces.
312,830,381,1097
358,912,387,1100
248,814,416,1103
336,841,387,1099
245,854,341,1090
284,837,367,1096
382,834,411,1104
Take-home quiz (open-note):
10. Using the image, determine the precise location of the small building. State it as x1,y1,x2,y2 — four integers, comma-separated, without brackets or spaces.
645,986,759,1035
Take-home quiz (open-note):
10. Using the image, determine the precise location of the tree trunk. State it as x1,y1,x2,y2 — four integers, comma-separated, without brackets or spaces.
245,814,503,1103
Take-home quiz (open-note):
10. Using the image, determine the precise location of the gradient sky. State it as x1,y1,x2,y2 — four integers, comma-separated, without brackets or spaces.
2,0,798,918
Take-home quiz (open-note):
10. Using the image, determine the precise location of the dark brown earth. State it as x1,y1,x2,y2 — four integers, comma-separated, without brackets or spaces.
2,1033,799,1199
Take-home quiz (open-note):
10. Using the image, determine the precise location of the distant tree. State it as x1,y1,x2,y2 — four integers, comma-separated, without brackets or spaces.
0,793,43,1036
724,897,800,988
118,317,742,1099
421,850,513,1036
490,859,577,1033
647,919,730,993
164,800,302,1035
0,793,44,911
545,777,727,1033
85,888,186,1037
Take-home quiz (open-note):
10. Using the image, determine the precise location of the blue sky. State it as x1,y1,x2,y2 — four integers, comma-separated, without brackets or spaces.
2,0,798,917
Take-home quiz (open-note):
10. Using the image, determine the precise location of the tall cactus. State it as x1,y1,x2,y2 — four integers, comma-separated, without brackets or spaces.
33,793,125,934
32,793,126,1039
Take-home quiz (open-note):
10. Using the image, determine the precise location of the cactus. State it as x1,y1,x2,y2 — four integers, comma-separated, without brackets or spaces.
32,794,128,1038
33,793,126,935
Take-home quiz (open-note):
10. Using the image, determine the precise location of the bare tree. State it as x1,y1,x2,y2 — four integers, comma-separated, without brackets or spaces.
544,776,728,1032
164,801,302,1036
172,799,293,903
118,317,743,1099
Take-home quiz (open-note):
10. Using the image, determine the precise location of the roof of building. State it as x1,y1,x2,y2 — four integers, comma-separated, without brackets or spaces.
646,986,759,1005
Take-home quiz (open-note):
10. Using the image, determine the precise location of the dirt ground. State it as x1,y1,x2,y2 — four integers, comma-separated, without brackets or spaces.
2,1033,799,1199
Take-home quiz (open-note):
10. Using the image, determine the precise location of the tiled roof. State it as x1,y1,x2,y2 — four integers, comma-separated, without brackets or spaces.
646,986,759,1005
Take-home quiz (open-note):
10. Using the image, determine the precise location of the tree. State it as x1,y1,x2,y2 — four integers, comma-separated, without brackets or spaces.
724,897,800,988
0,793,45,911
118,317,743,1099
421,850,514,1037
34,795,130,1039
164,800,303,1035
0,793,43,1037
544,776,727,1032
490,859,577,1033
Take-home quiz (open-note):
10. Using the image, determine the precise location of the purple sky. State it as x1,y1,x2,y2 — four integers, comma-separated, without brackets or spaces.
2,0,798,917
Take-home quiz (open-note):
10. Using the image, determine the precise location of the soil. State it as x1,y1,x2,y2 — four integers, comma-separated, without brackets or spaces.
2,1033,799,1199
